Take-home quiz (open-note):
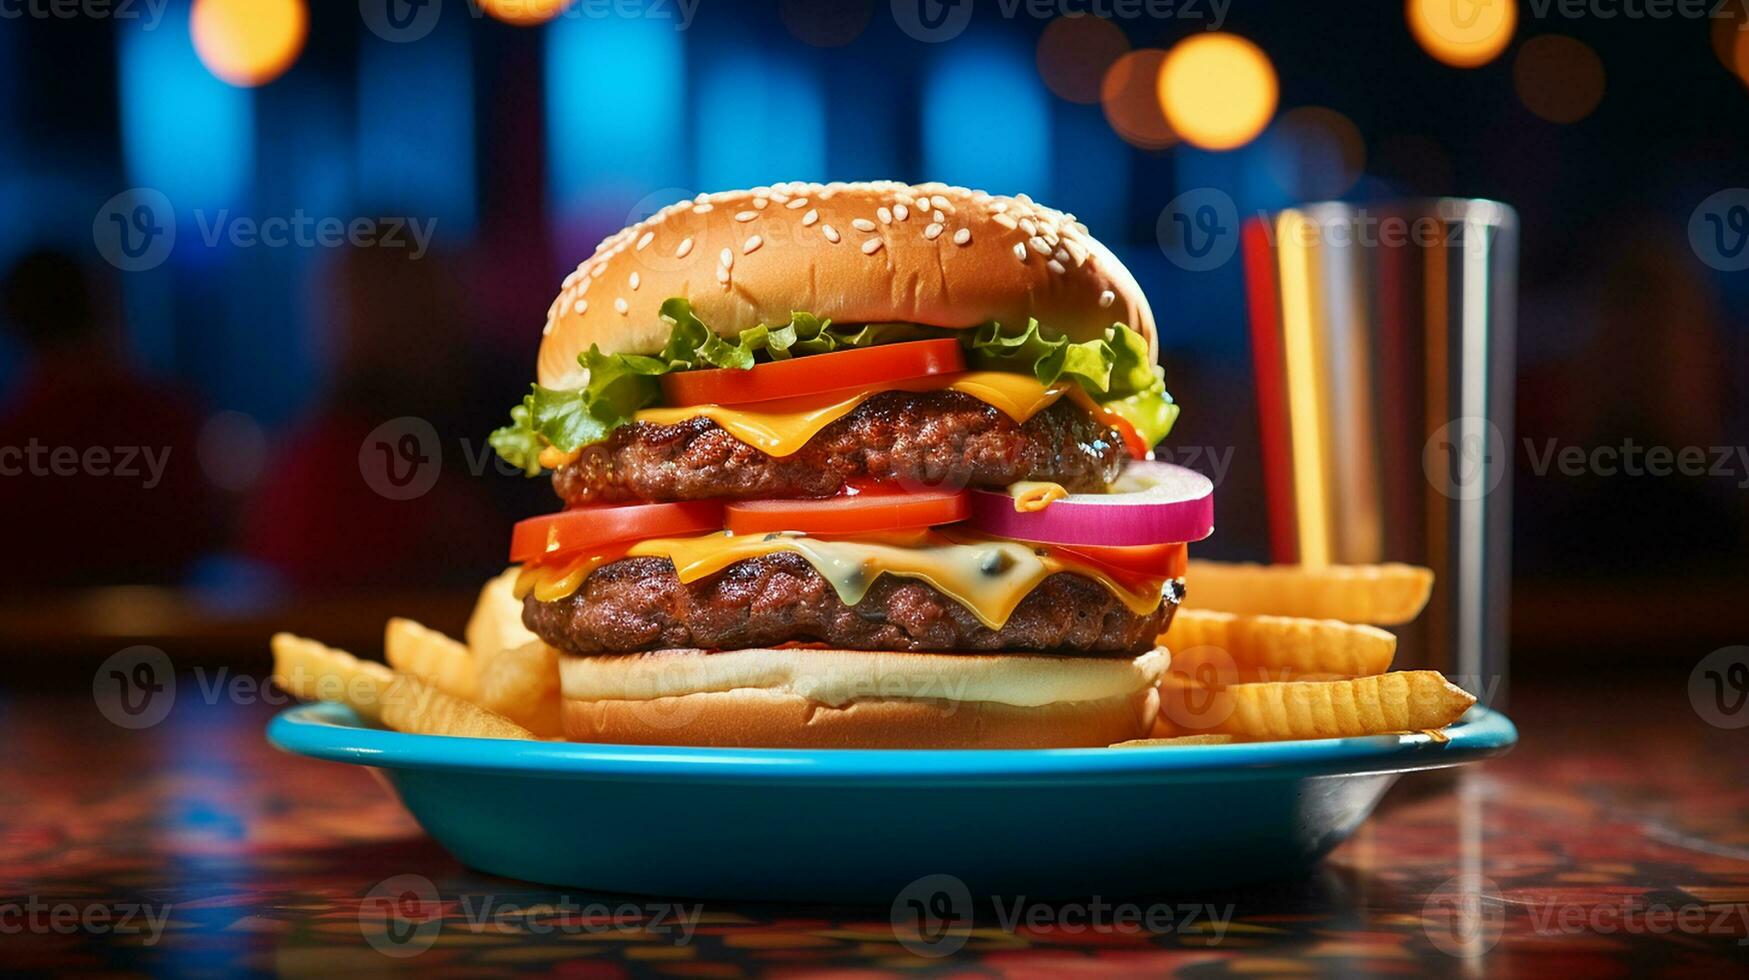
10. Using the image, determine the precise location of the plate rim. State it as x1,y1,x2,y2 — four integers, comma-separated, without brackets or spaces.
267,701,1517,782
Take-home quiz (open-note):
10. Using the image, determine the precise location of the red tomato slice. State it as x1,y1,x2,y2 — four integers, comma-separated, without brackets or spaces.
658,339,965,407
724,490,969,535
1053,541,1188,581
1108,415,1149,460
510,501,723,563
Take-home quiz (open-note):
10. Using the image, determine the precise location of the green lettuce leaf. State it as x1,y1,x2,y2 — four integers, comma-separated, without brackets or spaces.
489,298,1179,472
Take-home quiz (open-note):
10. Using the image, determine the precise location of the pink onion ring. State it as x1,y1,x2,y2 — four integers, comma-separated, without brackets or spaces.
967,461,1214,546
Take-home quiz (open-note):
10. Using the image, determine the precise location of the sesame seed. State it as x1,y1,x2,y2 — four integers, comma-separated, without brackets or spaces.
1047,259,1066,274
614,297,629,315
577,277,592,294
861,238,884,255
924,223,944,240
993,213,1017,230
802,208,819,226
953,228,971,246
629,271,640,290
1013,242,1028,261
716,266,730,285
933,210,945,223
743,235,763,254
692,204,713,214
893,204,909,221
676,237,694,258
753,197,769,209
786,197,809,209
1029,236,1051,256
543,322,554,335
735,210,758,222
877,207,892,225
822,224,841,243
1099,289,1116,308
573,299,588,314
720,247,733,268
1021,218,1038,236
852,218,876,232
931,195,951,211
636,231,654,251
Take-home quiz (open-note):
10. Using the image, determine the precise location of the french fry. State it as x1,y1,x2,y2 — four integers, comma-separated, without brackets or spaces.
271,632,532,740
378,674,534,741
466,567,539,661
476,640,563,737
1184,560,1434,625
1212,671,1475,741
1162,609,1396,679
385,618,477,701
271,632,394,724
1110,734,1238,748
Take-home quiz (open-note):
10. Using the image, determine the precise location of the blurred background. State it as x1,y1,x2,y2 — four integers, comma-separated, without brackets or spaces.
1,0,1745,677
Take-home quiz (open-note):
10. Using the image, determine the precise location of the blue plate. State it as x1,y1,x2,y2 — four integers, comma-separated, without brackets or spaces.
268,702,1516,901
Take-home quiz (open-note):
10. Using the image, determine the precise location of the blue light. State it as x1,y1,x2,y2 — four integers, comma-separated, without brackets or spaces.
695,48,826,190
545,14,686,222
1054,104,1129,242
357,16,475,234
115,4,252,211
923,39,1049,194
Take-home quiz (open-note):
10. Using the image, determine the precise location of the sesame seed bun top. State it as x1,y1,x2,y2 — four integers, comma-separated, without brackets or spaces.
535,181,1156,389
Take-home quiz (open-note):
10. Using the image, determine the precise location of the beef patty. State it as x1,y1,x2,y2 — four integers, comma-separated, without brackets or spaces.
552,389,1125,505
523,552,1178,657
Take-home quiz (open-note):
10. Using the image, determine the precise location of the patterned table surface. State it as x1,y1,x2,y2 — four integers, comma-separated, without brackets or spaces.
5,675,1747,978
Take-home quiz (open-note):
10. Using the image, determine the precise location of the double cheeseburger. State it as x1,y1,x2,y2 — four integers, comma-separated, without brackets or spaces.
490,181,1212,748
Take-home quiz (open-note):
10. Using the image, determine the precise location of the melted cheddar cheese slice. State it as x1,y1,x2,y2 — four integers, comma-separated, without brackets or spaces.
631,371,1069,457
516,529,1166,630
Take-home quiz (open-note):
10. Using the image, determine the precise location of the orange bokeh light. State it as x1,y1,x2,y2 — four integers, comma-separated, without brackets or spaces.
1101,49,1175,150
1513,35,1604,123
478,0,577,26
190,0,307,88
1406,0,1517,69
1157,33,1278,152
1037,14,1131,105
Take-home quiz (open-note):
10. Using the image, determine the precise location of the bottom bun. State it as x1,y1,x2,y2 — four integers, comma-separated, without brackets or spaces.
562,683,1160,749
